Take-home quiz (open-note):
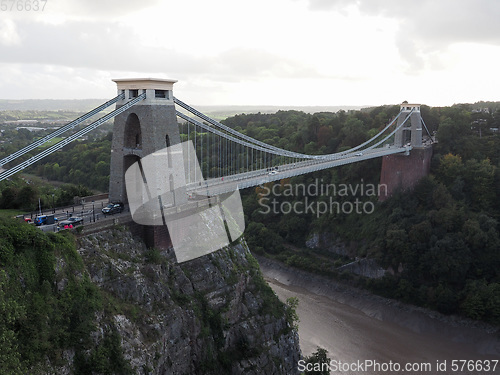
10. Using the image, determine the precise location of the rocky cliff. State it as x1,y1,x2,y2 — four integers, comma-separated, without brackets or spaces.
50,226,300,374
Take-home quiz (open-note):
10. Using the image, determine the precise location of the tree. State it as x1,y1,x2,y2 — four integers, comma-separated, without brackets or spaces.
16,185,38,211
305,115,321,144
317,126,332,147
437,154,463,186
463,158,495,209
303,347,331,375
0,270,26,374
0,187,18,209
94,161,109,176
341,117,366,148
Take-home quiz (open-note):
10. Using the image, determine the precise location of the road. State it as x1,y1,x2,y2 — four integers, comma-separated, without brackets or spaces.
30,198,127,232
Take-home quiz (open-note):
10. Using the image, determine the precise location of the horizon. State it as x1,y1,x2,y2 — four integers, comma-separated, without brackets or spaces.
1,97,498,109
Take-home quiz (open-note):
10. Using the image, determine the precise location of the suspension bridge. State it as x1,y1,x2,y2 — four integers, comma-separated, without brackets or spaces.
0,78,433,201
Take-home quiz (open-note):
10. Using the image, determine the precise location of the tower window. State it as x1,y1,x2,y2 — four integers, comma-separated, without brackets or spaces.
155,90,168,99
129,89,139,98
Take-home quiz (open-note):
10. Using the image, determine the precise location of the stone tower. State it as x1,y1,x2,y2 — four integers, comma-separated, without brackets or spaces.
108,78,180,204
379,102,432,201
394,102,423,148
108,78,181,249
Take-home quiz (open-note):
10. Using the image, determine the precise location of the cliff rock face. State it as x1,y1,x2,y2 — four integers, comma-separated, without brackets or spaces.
306,233,351,257
56,227,300,374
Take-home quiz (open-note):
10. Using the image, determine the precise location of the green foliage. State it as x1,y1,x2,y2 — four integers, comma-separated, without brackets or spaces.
230,104,500,325
364,169,500,322
73,327,134,375
0,270,26,375
0,178,93,211
243,251,287,319
144,247,162,264
26,133,113,192
285,297,300,330
0,217,131,372
5,101,499,327
302,347,331,375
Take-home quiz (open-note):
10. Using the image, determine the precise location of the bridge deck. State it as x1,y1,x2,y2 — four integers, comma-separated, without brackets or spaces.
187,145,410,196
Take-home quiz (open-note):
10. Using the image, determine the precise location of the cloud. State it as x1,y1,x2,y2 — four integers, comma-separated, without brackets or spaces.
0,19,21,46
204,48,325,81
48,0,162,19
0,20,198,73
0,20,331,83
303,0,500,70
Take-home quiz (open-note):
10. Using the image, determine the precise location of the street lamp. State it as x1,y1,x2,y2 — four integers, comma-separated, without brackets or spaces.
52,193,55,214
92,201,95,222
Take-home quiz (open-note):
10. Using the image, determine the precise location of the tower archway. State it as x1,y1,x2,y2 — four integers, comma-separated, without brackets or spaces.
123,155,142,203
124,113,142,148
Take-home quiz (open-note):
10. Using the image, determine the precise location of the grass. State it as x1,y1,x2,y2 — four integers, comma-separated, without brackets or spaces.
0,208,25,219
35,136,65,148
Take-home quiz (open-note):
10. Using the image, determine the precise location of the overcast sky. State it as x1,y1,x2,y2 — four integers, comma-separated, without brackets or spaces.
0,0,499,107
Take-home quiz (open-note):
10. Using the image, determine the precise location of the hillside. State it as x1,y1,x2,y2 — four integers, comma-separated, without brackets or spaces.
1,101,499,327
0,219,300,374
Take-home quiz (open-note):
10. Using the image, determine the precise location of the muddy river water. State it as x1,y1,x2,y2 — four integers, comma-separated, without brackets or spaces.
258,257,499,375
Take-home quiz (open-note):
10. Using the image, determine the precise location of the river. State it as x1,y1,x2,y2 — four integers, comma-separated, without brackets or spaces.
258,257,499,375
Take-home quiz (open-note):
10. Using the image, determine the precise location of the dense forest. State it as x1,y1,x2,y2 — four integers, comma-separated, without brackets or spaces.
27,133,113,192
234,105,500,325
1,102,499,325
0,219,132,374
0,133,111,212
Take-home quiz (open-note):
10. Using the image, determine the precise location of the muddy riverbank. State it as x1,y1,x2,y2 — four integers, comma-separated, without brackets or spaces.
257,256,499,374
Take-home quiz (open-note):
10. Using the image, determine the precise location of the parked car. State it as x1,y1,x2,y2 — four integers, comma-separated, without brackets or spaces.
59,217,83,227
34,215,46,226
102,202,124,215
34,214,57,226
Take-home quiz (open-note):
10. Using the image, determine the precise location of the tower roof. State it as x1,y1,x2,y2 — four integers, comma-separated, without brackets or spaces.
112,78,177,90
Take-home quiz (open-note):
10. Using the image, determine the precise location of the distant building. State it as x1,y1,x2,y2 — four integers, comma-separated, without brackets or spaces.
15,126,46,132
5,119,38,125
472,107,490,114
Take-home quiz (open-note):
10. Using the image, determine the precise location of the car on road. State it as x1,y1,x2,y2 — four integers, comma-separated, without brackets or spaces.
355,152,363,156
269,170,278,176
102,202,124,215
59,217,83,227
34,214,57,226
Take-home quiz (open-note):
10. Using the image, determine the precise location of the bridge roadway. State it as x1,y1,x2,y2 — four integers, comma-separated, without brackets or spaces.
186,145,411,196
31,145,410,233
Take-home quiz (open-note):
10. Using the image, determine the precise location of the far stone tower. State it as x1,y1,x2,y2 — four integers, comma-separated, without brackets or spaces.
394,102,423,148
